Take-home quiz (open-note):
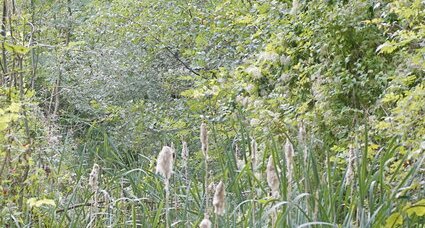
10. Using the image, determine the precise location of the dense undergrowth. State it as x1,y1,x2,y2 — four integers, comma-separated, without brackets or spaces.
0,0,424,227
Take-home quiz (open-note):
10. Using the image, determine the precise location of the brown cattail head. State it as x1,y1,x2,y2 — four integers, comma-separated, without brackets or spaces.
213,181,225,216
200,123,208,158
182,141,189,161
89,163,100,192
284,139,294,181
234,143,244,170
199,216,212,228
99,189,111,205
267,156,279,198
285,139,294,198
345,145,356,186
207,182,216,193
156,146,174,180
298,122,308,163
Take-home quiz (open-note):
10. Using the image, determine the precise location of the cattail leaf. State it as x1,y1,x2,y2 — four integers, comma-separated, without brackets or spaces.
384,212,403,228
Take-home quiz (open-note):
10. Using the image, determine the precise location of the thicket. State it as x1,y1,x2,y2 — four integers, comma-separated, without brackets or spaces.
0,0,424,227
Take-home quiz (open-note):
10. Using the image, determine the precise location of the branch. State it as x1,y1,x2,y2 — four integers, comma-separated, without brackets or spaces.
151,36,200,76
56,201,104,213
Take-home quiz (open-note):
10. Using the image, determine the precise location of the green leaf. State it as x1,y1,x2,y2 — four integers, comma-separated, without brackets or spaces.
0,113,20,130
404,199,425,217
376,42,398,54
385,212,403,227
4,42,30,55
0,122,7,131
27,198,56,208
7,102,20,113
236,15,253,24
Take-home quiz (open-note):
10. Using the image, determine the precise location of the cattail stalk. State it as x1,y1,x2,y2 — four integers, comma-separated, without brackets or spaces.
267,156,279,226
298,122,312,215
182,141,190,227
99,189,112,227
284,139,294,198
200,123,210,216
88,163,100,227
165,180,170,228
314,190,319,221
250,138,258,226
298,122,307,164
156,146,175,228
251,139,258,171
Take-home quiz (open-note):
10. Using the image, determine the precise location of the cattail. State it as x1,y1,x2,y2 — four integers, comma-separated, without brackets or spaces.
298,122,311,213
267,156,279,226
290,0,300,15
206,182,215,194
284,139,294,177
199,216,212,228
99,189,113,227
181,141,191,225
200,123,208,158
251,138,261,181
89,163,100,193
156,146,175,228
345,145,356,186
285,139,294,197
100,189,111,205
156,146,174,182
314,191,319,220
213,181,225,216
88,163,100,227
298,122,308,164
234,143,244,170
267,156,279,198
200,122,210,216
182,141,189,161
182,141,190,195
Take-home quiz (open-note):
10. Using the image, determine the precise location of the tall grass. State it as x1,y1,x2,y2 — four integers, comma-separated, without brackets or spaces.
7,120,424,227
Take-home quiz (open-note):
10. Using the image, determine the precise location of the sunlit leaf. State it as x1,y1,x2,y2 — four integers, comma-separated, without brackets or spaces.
385,212,403,227
4,42,30,55
27,198,56,208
